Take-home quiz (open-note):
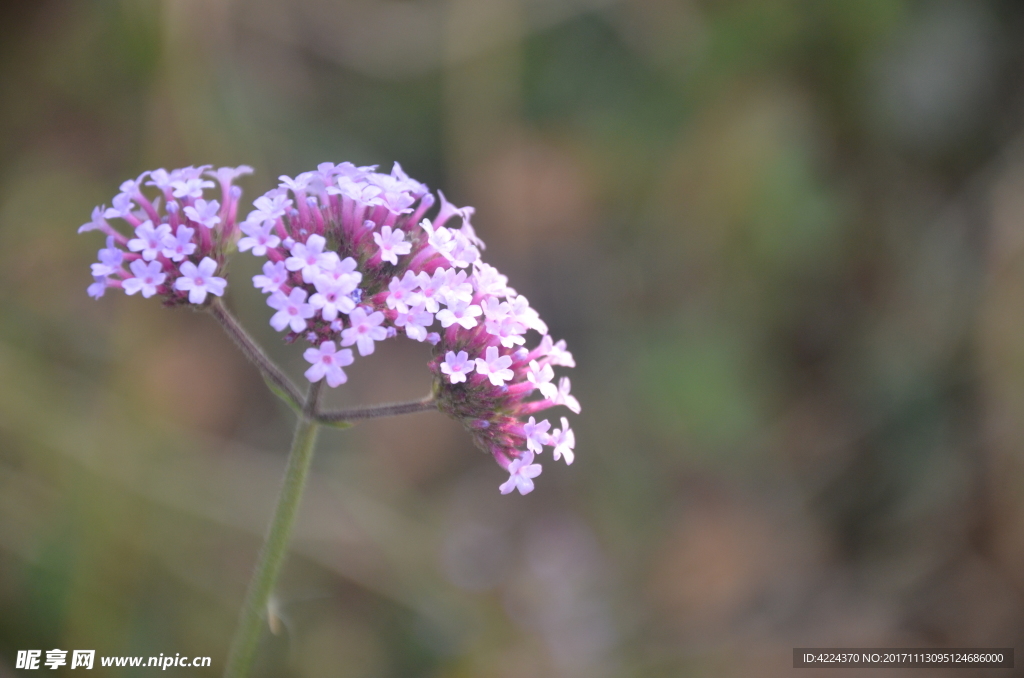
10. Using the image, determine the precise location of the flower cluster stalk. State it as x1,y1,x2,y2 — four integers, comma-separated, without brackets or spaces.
213,301,438,678
222,382,322,678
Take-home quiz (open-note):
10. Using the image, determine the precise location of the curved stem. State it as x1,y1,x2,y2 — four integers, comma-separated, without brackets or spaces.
223,382,323,678
315,394,436,423
209,299,304,409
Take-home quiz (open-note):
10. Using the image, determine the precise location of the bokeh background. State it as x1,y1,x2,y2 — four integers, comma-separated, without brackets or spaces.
3,0,1024,676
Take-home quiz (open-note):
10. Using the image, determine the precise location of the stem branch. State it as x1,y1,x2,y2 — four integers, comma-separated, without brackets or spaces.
210,299,304,409
315,394,437,423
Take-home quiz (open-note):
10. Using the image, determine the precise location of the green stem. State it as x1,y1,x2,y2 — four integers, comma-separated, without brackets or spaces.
315,394,437,424
209,299,304,410
223,382,323,678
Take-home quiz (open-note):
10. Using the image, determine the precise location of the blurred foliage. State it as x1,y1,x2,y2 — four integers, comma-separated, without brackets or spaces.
3,0,1024,676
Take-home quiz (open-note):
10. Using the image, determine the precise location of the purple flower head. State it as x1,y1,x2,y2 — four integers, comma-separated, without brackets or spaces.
78,165,250,306
235,161,580,494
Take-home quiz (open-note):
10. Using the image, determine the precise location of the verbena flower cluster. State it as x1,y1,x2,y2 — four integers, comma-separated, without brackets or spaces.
81,162,578,495
79,166,252,304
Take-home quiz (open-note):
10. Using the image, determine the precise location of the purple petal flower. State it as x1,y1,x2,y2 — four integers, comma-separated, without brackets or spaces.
440,350,475,384
385,270,422,313
499,450,542,495
123,259,166,298
526,360,557,399
103,193,136,220
174,257,226,304
79,206,109,234
238,220,281,256
303,341,354,388
310,274,357,321
267,287,314,333
171,176,215,199
522,417,551,454
548,417,575,465
394,304,434,342
127,221,172,261
372,225,412,265
253,260,289,294
91,237,124,277
475,346,514,386
87,275,109,299
554,377,581,414
183,198,222,229
286,234,332,283
436,300,482,330
340,307,387,356
160,225,197,262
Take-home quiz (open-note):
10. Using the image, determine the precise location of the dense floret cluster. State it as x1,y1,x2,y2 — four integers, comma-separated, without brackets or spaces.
79,165,251,304
81,161,579,494
242,162,579,494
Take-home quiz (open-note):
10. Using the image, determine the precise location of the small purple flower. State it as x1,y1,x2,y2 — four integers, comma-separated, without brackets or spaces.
548,417,575,465
127,221,172,261
310,275,357,321
286,234,332,283
522,416,551,454
385,271,422,313
79,206,109,234
438,269,473,306
341,307,386,356
237,220,281,256
104,193,136,220
87,275,109,299
267,288,315,333
183,198,222,229
253,260,289,294
247,193,291,223
279,174,311,193
499,450,542,496
91,237,124,277
172,176,215,199
436,299,482,330
174,257,227,304
372,225,412,265
475,346,514,386
303,341,355,388
415,268,448,313
554,377,581,414
526,360,557,399
147,169,173,191
123,259,166,298
393,304,434,342
440,350,475,384
208,165,254,185
161,225,197,262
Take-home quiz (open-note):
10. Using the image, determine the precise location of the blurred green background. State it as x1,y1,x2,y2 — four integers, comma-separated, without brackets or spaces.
3,0,1024,676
